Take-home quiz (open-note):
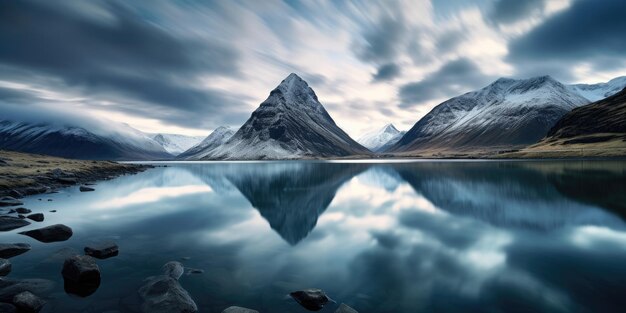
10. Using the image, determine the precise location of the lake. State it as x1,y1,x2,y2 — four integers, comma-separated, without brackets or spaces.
3,160,626,313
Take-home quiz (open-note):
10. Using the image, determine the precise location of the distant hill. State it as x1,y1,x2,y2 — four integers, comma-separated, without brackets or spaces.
0,120,171,160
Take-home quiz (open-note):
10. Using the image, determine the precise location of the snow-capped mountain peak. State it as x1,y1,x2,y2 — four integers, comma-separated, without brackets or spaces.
389,75,590,153
200,73,370,160
358,123,406,152
177,126,235,160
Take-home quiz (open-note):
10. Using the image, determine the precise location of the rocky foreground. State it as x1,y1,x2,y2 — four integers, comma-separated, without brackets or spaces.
0,150,151,198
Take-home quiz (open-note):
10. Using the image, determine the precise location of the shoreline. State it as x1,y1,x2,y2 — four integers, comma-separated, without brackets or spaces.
0,150,153,199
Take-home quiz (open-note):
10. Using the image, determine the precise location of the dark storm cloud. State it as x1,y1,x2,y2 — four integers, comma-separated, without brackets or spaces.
372,63,401,82
354,13,407,63
508,0,626,68
490,0,545,25
399,58,492,107
0,0,241,128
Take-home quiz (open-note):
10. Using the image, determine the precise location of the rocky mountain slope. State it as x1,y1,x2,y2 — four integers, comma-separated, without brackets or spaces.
201,73,370,160
177,126,234,160
388,76,590,154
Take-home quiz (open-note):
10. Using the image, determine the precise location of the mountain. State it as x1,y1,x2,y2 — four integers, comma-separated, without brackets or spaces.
0,120,172,160
177,126,234,160
388,76,590,154
201,73,370,160
513,87,626,157
149,133,204,155
567,76,626,102
357,124,406,152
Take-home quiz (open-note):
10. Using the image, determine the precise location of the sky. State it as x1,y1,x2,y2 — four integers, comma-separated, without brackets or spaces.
1,0,625,138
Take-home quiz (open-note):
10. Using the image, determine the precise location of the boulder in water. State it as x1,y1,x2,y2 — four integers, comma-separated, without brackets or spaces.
222,306,259,313
13,291,45,312
0,278,55,302
19,224,73,242
26,213,44,222
0,197,22,207
15,208,31,214
162,261,184,280
0,243,31,259
0,217,30,232
138,276,197,313
61,255,101,297
84,242,119,259
290,289,333,311
79,186,95,192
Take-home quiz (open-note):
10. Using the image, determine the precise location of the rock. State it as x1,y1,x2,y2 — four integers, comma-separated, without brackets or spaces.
0,244,31,259
61,255,101,297
290,289,333,311
13,291,45,312
49,210,56,213
26,213,44,222
8,190,23,199
0,259,11,276
0,278,55,302
0,303,16,313
162,261,184,280
0,197,23,207
61,255,100,284
0,217,31,232
335,303,358,313
79,186,95,192
222,306,259,313
186,268,204,275
15,208,31,214
19,224,73,242
17,215,25,219
46,199,52,202
84,242,119,259
138,275,198,313
56,177,77,184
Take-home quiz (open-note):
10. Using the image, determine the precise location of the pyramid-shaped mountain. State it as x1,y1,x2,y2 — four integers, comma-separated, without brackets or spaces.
202,73,370,160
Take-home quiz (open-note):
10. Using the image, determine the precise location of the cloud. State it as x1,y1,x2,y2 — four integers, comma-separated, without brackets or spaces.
353,10,407,63
372,63,401,82
490,0,546,25
398,58,493,107
507,0,626,76
0,0,241,129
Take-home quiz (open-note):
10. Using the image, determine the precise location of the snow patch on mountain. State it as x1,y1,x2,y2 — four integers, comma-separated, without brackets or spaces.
567,76,626,102
149,133,204,155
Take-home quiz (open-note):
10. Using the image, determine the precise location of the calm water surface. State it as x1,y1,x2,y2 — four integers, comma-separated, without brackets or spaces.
4,160,626,313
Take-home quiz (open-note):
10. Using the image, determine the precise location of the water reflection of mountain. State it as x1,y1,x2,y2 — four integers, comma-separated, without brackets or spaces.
188,162,369,245
392,161,626,230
